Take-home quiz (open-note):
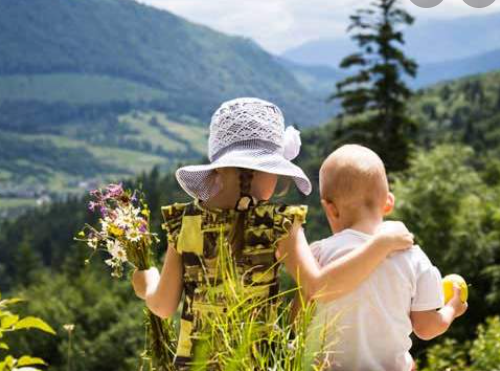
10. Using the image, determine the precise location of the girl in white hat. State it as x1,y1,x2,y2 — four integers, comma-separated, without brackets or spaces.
132,98,413,369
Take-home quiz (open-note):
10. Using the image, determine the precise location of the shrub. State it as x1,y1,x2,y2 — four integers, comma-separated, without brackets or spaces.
0,291,55,371
420,316,500,371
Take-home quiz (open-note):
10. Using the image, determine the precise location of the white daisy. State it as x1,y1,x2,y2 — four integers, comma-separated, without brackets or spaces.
87,238,99,250
104,258,116,267
114,208,134,229
115,248,128,263
100,218,109,232
106,240,128,263
126,228,142,243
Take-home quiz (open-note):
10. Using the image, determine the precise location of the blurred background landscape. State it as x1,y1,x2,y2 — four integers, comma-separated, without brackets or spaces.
0,0,499,369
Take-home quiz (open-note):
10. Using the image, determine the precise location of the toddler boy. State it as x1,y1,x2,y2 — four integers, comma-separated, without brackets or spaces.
308,144,467,371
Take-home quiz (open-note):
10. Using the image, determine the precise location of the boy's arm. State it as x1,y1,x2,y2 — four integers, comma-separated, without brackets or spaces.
132,244,184,319
278,220,414,303
411,286,468,341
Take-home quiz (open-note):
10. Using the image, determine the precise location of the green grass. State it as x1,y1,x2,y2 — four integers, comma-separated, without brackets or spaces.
120,111,208,154
17,133,88,148
90,146,167,172
120,112,186,152
0,74,169,104
159,118,208,154
15,131,168,169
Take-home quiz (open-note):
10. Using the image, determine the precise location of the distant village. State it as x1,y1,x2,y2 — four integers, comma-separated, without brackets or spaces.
0,178,102,220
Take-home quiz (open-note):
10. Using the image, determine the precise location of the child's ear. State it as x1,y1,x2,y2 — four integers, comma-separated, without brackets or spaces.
383,192,395,216
321,198,339,221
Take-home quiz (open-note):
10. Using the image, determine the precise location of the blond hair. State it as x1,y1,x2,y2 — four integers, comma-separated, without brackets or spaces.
320,145,389,223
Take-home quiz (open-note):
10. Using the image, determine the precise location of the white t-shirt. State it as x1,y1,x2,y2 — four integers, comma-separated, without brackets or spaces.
308,229,444,371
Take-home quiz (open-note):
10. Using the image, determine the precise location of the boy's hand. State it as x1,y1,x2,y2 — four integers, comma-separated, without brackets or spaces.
447,286,468,318
374,221,414,253
411,287,467,341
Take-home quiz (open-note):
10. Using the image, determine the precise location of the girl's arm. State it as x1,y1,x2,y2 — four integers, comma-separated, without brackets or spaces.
278,221,414,303
132,244,183,319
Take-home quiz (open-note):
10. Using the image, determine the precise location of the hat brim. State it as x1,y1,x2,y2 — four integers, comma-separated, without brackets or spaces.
176,149,312,200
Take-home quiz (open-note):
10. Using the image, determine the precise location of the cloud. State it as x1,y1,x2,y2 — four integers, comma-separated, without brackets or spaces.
137,0,500,53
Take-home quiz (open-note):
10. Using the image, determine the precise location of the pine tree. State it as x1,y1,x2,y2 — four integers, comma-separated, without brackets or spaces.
332,0,418,172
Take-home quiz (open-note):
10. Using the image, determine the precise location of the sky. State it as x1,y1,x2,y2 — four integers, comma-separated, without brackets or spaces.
136,0,500,53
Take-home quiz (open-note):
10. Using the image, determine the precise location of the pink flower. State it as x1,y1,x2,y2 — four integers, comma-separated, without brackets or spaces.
105,183,124,198
99,206,108,217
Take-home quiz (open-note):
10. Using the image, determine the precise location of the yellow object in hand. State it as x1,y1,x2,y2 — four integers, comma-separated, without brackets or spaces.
443,274,468,304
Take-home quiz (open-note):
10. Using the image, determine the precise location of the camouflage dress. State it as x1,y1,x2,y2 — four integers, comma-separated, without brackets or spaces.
160,199,307,370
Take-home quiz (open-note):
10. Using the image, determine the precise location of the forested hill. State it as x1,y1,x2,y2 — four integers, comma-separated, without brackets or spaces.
0,0,328,126
294,69,500,180
412,70,500,152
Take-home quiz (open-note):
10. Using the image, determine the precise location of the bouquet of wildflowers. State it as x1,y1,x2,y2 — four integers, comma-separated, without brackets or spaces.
75,183,156,276
75,183,176,371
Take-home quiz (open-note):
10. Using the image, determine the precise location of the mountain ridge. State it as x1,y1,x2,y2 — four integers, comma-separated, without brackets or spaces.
282,11,500,67
0,0,329,125
280,11,500,90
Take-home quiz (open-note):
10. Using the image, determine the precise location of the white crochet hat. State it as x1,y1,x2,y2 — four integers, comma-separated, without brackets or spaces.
176,97,312,200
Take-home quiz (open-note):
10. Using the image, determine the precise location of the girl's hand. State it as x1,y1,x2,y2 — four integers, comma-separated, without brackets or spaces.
374,221,414,253
132,267,160,300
